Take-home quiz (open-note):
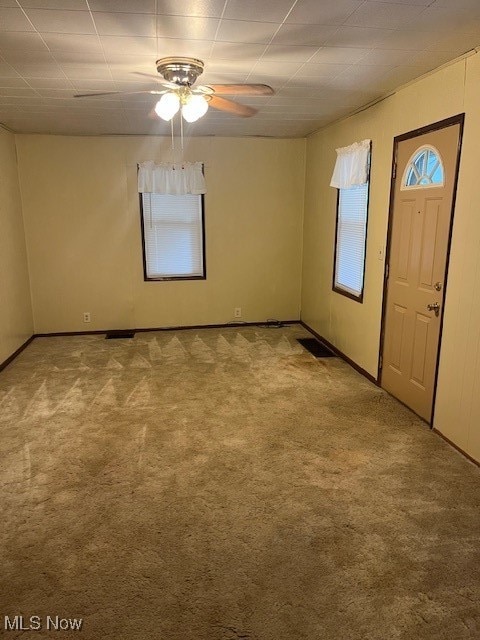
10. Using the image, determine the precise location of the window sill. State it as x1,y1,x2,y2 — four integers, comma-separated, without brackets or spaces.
144,275,206,282
332,285,364,303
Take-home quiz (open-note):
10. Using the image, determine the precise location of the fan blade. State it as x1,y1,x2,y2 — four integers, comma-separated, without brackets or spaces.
74,90,126,98
204,83,274,96
74,90,165,98
133,71,164,81
208,95,257,117
132,72,178,89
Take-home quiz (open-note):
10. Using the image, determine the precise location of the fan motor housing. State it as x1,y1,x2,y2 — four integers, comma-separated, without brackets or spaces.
156,57,204,86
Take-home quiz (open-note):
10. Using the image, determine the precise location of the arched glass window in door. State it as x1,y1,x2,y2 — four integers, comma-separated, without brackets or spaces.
401,145,444,189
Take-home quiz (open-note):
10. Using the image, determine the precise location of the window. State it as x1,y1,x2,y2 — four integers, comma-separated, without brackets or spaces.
140,192,205,281
402,145,444,189
333,170,370,301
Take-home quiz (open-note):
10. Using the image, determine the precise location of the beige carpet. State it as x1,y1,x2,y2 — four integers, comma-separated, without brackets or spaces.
0,325,479,640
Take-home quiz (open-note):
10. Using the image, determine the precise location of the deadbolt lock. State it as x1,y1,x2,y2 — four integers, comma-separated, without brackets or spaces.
427,302,441,317
434,282,442,291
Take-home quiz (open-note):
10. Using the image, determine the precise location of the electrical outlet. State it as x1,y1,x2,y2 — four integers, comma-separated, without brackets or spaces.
234,307,242,319
83,312,91,323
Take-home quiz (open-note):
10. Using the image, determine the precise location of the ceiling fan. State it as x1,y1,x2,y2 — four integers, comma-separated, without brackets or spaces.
74,57,275,122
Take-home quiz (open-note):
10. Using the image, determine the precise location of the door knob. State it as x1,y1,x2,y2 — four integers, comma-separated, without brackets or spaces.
427,302,440,317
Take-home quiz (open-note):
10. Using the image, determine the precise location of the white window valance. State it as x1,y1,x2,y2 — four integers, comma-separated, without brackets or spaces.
137,161,206,195
330,139,371,189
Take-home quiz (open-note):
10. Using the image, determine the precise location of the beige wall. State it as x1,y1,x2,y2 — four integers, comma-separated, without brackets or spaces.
16,135,305,333
434,53,480,463
301,53,480,462
0,127,33,363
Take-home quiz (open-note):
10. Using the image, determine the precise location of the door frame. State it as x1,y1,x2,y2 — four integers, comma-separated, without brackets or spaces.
378,113,465,425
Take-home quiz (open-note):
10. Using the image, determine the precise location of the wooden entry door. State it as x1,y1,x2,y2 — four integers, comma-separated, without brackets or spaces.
381,118,463,421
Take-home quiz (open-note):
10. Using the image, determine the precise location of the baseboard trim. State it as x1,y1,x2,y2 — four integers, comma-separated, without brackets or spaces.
135,319,300,333
35,330,107,337
34,319,300,338
300,321,377,385
433,429,480,467
0,335,35,372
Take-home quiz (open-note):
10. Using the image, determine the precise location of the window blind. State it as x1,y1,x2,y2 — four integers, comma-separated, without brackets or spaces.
334,183,369,297
142,192,204,279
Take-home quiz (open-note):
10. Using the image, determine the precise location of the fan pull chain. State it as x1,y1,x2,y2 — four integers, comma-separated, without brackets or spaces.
180,112,184,157
170,117,175,165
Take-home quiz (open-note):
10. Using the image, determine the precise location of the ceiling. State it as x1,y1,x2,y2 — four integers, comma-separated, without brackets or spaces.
1,0,480,138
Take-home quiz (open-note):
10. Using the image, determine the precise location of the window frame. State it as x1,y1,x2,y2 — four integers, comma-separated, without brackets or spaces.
139,192,207,282
400,144,445,191
332,144,372,303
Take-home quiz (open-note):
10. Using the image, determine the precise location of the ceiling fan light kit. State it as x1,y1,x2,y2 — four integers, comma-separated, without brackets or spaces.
154,57,208,123
155,88,209,123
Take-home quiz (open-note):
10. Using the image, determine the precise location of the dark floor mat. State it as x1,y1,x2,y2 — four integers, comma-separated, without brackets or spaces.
105,330,135,339
297,337,336,358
